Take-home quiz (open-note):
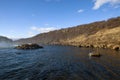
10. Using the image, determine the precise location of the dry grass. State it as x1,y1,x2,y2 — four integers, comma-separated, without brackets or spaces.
15,16,120,50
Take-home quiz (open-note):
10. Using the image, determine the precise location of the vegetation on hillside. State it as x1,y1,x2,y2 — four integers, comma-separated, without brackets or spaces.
15,17,120,50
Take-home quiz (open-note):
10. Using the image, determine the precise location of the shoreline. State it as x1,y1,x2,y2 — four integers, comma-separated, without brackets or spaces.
47,42,120,51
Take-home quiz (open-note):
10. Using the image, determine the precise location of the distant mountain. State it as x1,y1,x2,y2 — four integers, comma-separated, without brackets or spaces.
0,36,13,42
0,36,13,48
15,16,120,50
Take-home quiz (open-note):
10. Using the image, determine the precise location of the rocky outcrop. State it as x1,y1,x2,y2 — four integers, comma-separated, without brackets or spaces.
78,44,120,51
112,45,120,51
15,43,43,50
89,52,101,57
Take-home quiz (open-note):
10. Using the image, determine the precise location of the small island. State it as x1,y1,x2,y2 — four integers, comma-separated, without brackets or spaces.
15,43,43,50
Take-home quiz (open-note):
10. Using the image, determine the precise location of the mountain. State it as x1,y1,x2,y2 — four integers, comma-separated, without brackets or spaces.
0,36,13,42
0,36,13,48
15,17,120,50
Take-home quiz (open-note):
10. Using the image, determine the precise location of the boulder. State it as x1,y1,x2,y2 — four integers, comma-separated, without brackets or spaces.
112,45,120,51
15,43,43,50
89,52,101,57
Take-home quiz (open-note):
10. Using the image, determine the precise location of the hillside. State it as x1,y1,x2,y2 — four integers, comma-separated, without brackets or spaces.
15,17,120,50
0,36,13,43
0,36,13,48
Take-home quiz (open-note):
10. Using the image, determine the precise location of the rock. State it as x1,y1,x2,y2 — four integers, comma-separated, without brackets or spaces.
15,43,43,50
93,45,98,48
89,52,101,57
78,45,82,47
112,45,120,51
107,44,114,48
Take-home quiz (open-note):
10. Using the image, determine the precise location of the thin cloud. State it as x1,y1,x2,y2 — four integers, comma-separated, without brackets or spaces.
27,26,59,37
78,9,84,13
30,26,57,33
93,0,120,10
28,31,35,37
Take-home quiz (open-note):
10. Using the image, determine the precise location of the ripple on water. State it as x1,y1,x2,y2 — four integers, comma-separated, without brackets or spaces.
0,46,120,80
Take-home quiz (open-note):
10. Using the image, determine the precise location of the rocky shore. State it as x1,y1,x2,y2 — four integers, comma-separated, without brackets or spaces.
78,44,120,51
15,43,43,50
50,42,120,51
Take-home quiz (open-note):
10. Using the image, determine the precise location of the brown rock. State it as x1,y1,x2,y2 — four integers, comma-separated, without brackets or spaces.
89,52,101,57
112,45,120,51
15,43,43,50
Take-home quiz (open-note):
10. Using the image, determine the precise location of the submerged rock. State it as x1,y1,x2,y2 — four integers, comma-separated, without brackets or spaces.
89,52,101,57
15,43,43,50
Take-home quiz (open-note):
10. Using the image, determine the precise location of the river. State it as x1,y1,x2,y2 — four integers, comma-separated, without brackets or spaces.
0,45,120,80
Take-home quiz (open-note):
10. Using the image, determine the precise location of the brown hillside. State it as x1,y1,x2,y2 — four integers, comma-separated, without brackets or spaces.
15,17,120,50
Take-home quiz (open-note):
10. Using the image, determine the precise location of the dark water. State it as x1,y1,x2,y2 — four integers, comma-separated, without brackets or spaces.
0,46,120,80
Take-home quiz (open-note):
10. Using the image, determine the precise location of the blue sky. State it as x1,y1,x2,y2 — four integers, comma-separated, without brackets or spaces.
0,0,120,39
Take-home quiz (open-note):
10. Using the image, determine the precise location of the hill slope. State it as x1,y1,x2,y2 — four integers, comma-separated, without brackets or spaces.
15,17,120,50
0,36,13,43
0,36,13,48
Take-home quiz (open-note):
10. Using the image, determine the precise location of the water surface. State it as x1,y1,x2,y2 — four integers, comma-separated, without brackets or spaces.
0,46,120,80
